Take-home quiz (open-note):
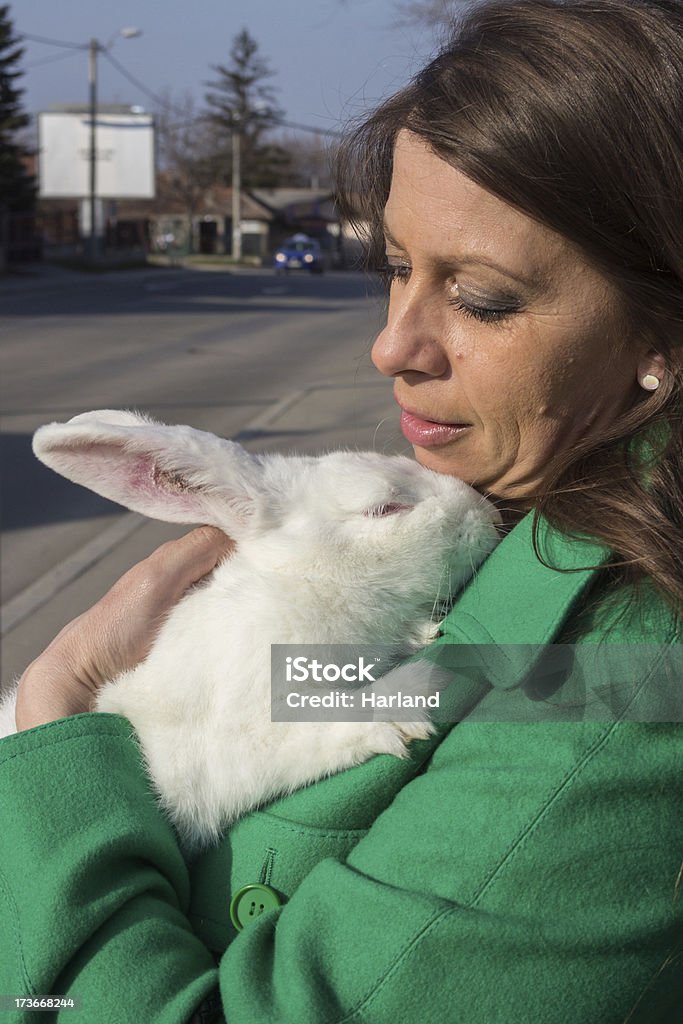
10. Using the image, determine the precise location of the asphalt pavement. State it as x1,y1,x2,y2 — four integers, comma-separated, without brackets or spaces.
0,263,408,689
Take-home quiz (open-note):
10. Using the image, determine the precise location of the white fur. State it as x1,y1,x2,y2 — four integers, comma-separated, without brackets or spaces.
0,410,501,851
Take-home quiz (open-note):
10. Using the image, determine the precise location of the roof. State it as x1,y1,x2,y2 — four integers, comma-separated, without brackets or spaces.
45,103,147,115
199,187,273,220
39,184,274,222
248,188,338,223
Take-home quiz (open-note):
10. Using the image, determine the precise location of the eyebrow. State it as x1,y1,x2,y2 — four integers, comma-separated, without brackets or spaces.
382,220,548,293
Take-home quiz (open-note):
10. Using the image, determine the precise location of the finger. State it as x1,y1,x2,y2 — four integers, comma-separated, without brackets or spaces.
38,611,89,657
152,527,235,587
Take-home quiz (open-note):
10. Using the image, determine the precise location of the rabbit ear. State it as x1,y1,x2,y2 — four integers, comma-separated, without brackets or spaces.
32,410,264,533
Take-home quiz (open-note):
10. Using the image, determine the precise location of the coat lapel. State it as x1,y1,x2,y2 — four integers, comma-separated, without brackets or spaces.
432,512,611,690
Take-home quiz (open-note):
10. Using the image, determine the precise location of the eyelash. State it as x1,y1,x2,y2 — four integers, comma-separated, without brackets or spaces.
378,263,516,325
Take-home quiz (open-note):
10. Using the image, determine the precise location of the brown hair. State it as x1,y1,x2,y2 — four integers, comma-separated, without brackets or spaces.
337,0,683,615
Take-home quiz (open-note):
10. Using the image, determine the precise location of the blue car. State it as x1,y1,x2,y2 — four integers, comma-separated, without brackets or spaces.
273,234,325,274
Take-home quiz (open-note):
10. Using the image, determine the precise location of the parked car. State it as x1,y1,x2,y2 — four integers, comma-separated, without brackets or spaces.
273,234,325,274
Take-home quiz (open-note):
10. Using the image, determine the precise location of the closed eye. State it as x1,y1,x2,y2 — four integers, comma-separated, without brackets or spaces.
363,503,413,518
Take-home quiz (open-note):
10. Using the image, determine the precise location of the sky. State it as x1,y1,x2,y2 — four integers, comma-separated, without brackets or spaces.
12,0,439,139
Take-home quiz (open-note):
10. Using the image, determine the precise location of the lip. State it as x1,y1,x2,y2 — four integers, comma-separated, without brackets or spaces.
399,406,471,447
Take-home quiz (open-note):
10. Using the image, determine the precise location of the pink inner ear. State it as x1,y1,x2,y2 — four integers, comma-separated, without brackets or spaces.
36,433,217,527
127,454,204,517
129,454,157,494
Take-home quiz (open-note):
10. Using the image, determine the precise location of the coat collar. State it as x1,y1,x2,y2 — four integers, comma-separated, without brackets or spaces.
437,511,612,689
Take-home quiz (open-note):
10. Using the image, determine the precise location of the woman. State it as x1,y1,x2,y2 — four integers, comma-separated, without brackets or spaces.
2,0,681,1021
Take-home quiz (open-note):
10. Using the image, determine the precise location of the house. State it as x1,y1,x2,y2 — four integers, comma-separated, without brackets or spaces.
33,172,361,266
138,184,274,260
113,186,348,264
247,188,342,263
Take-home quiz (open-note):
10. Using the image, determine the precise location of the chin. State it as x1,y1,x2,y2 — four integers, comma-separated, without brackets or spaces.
411,442,481,485
412,445,477,483
412,445,518,503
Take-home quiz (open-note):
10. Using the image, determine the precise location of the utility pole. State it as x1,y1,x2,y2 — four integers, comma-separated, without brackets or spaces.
88,38,98,262
231,113,242,262
86,28,141,263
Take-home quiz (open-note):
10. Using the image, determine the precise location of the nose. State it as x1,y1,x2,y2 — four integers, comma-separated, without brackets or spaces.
371,280,451,380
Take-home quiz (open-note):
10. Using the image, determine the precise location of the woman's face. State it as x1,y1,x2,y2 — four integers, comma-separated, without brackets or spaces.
372,130,645,502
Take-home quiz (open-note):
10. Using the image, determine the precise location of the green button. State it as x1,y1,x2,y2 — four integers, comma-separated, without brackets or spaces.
230,883,282,931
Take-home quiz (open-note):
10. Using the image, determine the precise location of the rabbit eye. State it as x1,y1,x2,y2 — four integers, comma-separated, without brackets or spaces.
363,503,412,518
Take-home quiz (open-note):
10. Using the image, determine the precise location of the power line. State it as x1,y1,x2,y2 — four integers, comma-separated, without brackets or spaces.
107,51,345,137
21,33,346,140
166,111,343,138
26,48,84,70
158,111,344,139
100,49,175,113
102,52,345,137
19,31,85,50
275,118,344,138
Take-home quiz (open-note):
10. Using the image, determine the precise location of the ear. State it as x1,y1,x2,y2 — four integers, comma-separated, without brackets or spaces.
637,349,667,386
32,410,264,534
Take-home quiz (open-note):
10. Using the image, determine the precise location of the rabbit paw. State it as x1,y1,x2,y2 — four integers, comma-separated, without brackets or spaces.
393,716,435,744
364,658,453,746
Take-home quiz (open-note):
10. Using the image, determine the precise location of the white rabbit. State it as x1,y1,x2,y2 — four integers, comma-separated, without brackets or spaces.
0,410,501,851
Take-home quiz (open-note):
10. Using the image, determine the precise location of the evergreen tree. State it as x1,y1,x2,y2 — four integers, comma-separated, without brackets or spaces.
205,28,291,189
0,4,35,211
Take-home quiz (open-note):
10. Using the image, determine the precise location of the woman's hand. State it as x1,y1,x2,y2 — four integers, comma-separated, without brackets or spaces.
14,526,234,733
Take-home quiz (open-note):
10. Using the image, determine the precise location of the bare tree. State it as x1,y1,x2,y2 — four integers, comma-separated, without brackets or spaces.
394,0,463,34
274,131,339,190
155,91,219,252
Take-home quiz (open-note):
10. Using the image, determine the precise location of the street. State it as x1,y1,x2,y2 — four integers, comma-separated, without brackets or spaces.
0,265,407,687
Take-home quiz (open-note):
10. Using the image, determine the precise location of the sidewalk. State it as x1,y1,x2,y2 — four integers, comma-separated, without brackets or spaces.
1,376,404,686
0,255,279,296
0,260,190,296
0,262,89,294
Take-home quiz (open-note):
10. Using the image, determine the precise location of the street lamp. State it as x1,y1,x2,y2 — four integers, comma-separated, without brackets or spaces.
87,27,142,261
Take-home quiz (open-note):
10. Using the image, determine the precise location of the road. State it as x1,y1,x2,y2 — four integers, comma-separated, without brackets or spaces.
0,265,407,686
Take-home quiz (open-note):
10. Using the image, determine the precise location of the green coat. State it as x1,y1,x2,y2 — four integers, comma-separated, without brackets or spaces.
0,513,681,1023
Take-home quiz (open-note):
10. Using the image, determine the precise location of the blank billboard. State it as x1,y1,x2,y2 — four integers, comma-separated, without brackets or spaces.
39,111,155,199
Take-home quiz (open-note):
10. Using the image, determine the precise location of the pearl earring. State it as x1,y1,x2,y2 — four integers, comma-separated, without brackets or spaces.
640,374,660,391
